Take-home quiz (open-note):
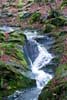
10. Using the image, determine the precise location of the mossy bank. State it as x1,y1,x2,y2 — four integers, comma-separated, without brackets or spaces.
38,64,67,100
0,30,36,99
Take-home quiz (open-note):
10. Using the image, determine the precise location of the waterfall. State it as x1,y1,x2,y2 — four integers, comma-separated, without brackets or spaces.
0,26,53,90
6,28,54,100
24,30,53,89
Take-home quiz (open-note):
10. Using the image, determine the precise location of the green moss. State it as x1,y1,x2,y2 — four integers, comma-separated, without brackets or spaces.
0,61,35,97
39,64,67,100
43,24,56,33
0,30,35,98
45,16,66,27
59,31,67,36
9,31,26,45
17,0,23,8
0,30,28,70
61,0,67,9
56,64,67,77
29,12,41,24
48,10,61,18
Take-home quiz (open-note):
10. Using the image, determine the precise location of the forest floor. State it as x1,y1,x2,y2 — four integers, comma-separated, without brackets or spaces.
0,0,67,62
0,0,67,28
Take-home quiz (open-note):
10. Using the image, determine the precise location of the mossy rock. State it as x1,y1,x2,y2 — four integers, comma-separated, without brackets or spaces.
0,30,36,98
43,9,67,28
0,61,36,98
0,30,28,70
0,31,26,45
45,16,66,27
38,64,67,100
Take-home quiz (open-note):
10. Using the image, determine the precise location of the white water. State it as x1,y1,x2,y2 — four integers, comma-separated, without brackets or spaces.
31,41,53,89
6,28,54,100
0,26,14,33
24,30,53,90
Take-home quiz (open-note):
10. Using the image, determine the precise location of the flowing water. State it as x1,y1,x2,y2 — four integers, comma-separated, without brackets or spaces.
23,29,53,89
0,26,55,100
8,29,55,100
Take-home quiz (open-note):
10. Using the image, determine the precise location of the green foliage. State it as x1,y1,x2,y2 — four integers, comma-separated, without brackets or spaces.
56,64,67,77
46,10,66,26
30,12,41,24
61,0,67,9
43,9,67,33
0,30,36,97
44,24,56,33
34,0,42,2
48,10,61,18
9,31,26,45
44,0,55,3
34,0,55,3
59,31,67,36
49,17,66,26
17,0,23,8
0,30,28,70
0,61,35,97
39,64,67,100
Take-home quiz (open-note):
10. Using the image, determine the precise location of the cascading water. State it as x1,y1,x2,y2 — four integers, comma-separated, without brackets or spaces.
1,26,55,100
31,41,53,89
23,29,53,90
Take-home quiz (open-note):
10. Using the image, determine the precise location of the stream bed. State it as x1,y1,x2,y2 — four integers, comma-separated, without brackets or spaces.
0,26,56,100
8,29,55,100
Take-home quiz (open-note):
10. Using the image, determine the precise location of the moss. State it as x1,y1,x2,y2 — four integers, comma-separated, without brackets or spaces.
9,31,26,45
61,0,67,9
45,16,66,27
0,30,36,98
17,0,23,8
29,12,41,24
43,24,56,33
59,31,67,36
56,64,67,78
38,64,67,100
48,10,61,19
52,40,64,55
52,43,64,54
0,61,36,98
51,57,60,64
0,30,28,70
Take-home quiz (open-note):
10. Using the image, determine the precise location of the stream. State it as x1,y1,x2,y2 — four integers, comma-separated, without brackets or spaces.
23,29,54,89
0,26,55,100
8,29,55,100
